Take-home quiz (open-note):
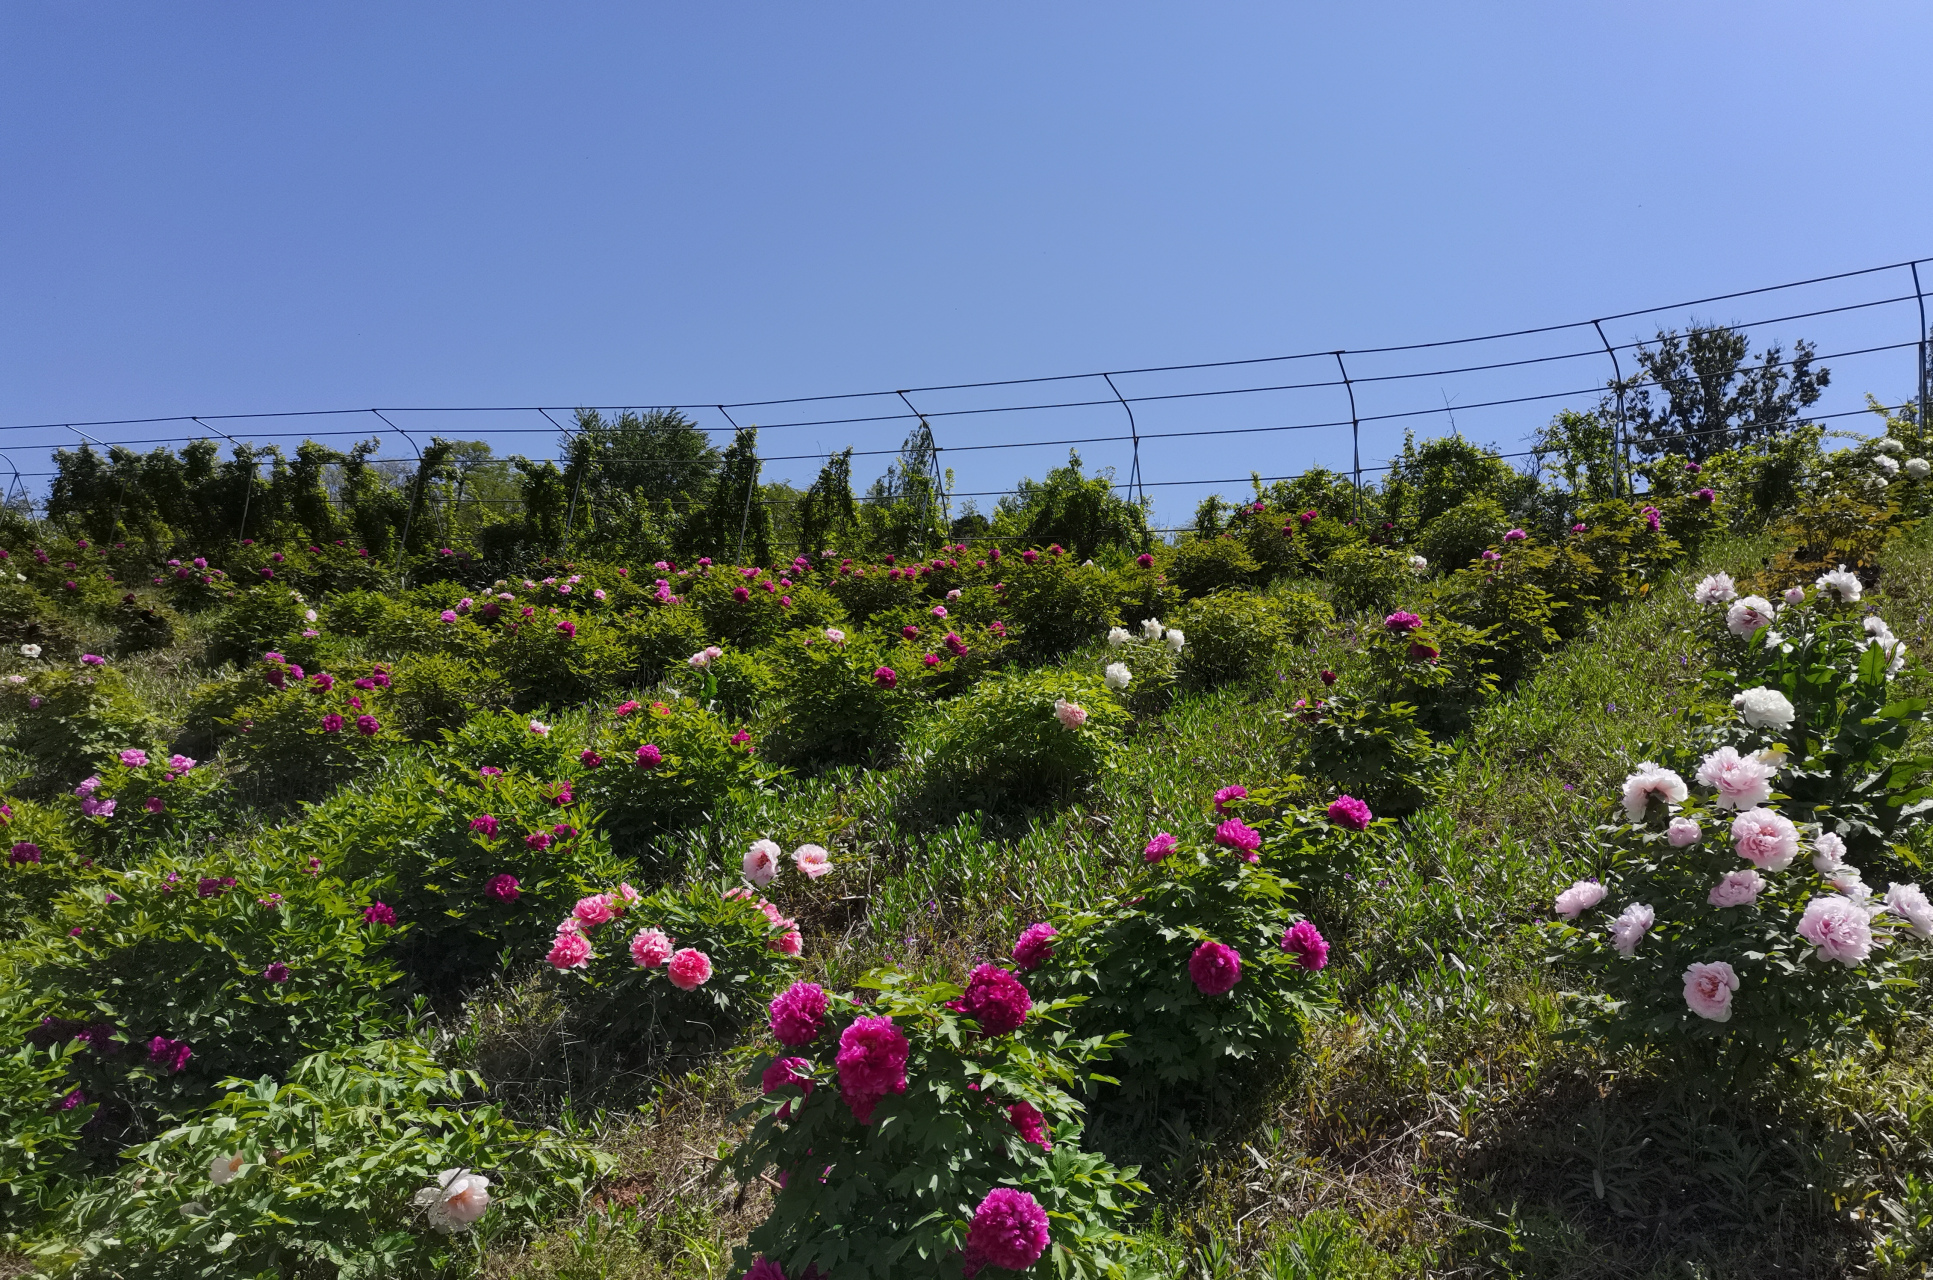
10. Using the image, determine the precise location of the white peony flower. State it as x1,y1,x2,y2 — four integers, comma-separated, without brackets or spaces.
1725,596,1777,636
1826,866,1871,901
1408,554,1428,574
1782,586,1805,605
1731,686,1795,731
1619,763,1688,822
413,1168,491,1233
1905,458,1930,480
1863,615,1895,639
208,1153,246,1185
19,644,40,658
1104,662,1131,690
1164,628,1185,653
1875,437,1905,455
1872,453,1901,476
1815,566,1862,604
1139,618,1164,641
1692,573,1737,606
1106,627,1131,647
1811,830,1847,873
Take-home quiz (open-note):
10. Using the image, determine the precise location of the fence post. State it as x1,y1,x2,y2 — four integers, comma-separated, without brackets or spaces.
1590,321,1632,499
1101,372,1149,549
1912,261,1928,436
1333,353,1361,522
372,411,425,586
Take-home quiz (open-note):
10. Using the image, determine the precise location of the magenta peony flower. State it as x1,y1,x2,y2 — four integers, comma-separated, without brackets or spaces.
666,947,713,990
119,748,149,768
579,748,604,768
1682,961,1739,1022
469,815,500,838
635,743,663,768
1213,818,1261,862
354,714,381,737
952,964,1031,1036
1326,795,1373,831
963,1187,1050,1276
1006,1100,1052,1151
10,842,42,864
1281,920,1329,970
262,962,291,983
147,1035,192,1073
760,1056,814,1118
1143,831,1178,862
1137,552,1154,567
1383,611,1422,634
1012,923,1058,970
547,930,592,970
144,796,164,814
872,665,898,689
484,873,521,902
836,1015,910,1123
1189,941,1242,995
524,831,551,850
363,901,397,926
1213,784,1248,813
770,981,829,1046
1503,528,1527,542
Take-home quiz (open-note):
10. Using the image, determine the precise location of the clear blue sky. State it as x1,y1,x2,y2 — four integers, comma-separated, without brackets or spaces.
4,3,1929,527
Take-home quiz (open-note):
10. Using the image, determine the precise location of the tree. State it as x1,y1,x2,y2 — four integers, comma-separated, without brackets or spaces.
992,451,1147,558
796,448,859,557
860,425,946,557
561,408,721,533
1612,324,1829,463
680,427,771,566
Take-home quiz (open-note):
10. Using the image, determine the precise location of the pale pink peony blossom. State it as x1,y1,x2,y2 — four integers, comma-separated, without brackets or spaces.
1608,903,1655,957
1692,573,1737,605
1668,818,1703,847
743,839,782,887
1053,698,1087,729
1620,763,1688,822
208,1153,247,1185
1811,831,1847,872
1730,807,1799,871
823,628,846,644
413,1169,491,1233
1695,746,1776,811
1826,866,1871,900
1553,880,1607,919
1725,596,1777,637
1682,961,1740,1022
791,843,832,879
1707,869,1765,908
629,927,673,967
1883,883,1932,939
1796,895,1874,966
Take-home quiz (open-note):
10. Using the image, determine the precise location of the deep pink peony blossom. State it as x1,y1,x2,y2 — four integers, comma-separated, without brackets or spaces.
1326,795,1373,831
470,814,500,838
144,796,164,814
1012,923,1058,970
525,831,551,851
836,1015,909,1123
952,963,1031,1036
1213,784,1248,813
547,930,592,970
484,874,521,902
629,927,673,967
963,1187,1050,1276
1189,941,1243,995
1137,553,1154,568
760,1056,814,1118
667,947,712,989
1213,818,1261,862
147,1035,192,1073
10,842,41,864
320,713,344,734
354,714,381,737
1006,1100,1052,1151
635,743,663,769
262,962,291,983
1281,920,1329,970
363,901,397,926
572,894,616,928
873,665,897,689
1383,611,1422,634
770,981,829,1046
1143,831,1178,862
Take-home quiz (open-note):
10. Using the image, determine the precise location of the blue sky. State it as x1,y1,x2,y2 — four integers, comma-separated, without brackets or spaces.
3,3,1929,526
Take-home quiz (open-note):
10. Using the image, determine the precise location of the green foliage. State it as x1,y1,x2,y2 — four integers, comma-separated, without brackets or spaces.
0,988,96,1234
685,568,843,651
1301,695,1452,818
2,666,155,785
1000,555,1121,660
1433,548,1563,687
0,581,78,658
489,610,635,707
1174,591,1289,687
575,698,764,848
764,630,926,765
991,452,1148,561
207,588,311,667
1413,495,1507,575
1166,537,1257,599
1320,543,1412,618
46,1037,610,1280
383,652,510,741
726,971,1147,1280
917,669,1129,808
618,600,713,679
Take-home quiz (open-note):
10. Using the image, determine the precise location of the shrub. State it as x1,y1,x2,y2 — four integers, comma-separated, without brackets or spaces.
0,798,82,938
1,666,155,785
726,970,1146,1280
1432,550,1562,687
46,1037,610,1280
206,587,311,667
1571,499,1684,601
1414,495,1507,574
489,609,636,708
439,707,574,777
61,748,229,862
1323,544,1412,618
1301,695,1452,819
0,987,96,1234
1275,588,1337,643
1166,537,1257,598
687,569,843,649
916,669,1128,808
0,581,79,658
217,663,401,798
763,630,927,765
576,697,763,848
546,880,801,1058
618,601,712,680
1000,557,1121,660
691,646,779,721
110,596,176,655
384,652,510,741
1357,610,1499,737
1174,591,1289,687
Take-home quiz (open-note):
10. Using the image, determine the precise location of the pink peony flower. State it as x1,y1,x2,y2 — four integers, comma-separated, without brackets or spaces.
1695,746,1776,811
771,927,804,956
636,743,663,768
629,927,674,967
1052,698,1087,729
1327,795,1373,831
952,964,1031,1035
547,930,593,969
1708,869,1764,908
1682,961,1740,1022
1213,818,1262,862
964,1187,1051,1276
836,1015,909,1123
469,815,500,838
1620,764,1688,822
169,754,197,772
484,874,521,902
1012,923,1058,970
1668,818,1703,847
1883,882,1932,938
666,947,713,989
572,894,616,928
1554,880,1607,919
1144,831,1179,862
1189,941,1242,995
1213,784,1248,813
872,665,897,689
791,843,832,879
743,839,782,887
1503,528,1527,542
770,981,829,1046
119,749,149,768
1725,596,1777,637
1006,1100,1052,1151
1281,920,1329,970
1730,807,1799,871
1607,903,1654,956
1383,611,1422,634
1797,895,1873,966
614,699,640,716
363,902,397,926
760,1056,815,1119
